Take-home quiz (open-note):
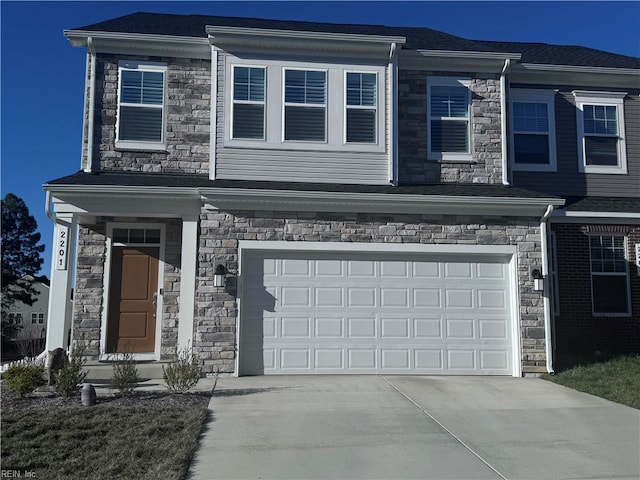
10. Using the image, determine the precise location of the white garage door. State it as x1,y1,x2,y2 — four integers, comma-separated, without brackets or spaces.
239,250,515,375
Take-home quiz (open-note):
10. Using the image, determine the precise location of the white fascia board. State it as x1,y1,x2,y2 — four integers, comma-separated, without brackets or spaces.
551,210,640,224
510,64,640,89
201,187,563,216
401,50,521,72
44,184,200,197
64,30,211,59
206,25,406,46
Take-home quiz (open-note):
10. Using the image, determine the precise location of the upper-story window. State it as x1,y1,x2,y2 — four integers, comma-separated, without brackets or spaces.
510,89,557,172
223,56,385,153
284,69,327,142
232,66,266,140
116,61,167,151
573,91,627,174
345,72,377,143
427,77,472,161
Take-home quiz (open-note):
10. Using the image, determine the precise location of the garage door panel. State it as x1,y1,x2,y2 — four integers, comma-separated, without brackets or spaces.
240,251,514,375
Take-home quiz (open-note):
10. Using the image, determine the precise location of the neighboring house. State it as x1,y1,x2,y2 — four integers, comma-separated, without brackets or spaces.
4,276,49,348
43,12,639,377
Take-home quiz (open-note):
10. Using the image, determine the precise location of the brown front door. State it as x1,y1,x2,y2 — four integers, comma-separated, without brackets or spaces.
107,246,159,353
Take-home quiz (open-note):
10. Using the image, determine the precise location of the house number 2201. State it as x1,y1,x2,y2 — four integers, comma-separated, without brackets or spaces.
55,225,69,271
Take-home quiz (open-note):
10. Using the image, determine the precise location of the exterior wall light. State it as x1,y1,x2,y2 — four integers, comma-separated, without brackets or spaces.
531,268,544,292
213,264,227,287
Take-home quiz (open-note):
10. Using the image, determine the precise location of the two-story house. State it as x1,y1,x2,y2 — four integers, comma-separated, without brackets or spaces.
43,12,639,376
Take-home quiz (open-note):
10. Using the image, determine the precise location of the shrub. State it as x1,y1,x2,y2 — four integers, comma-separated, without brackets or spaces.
111,351,139,397
2,363,46,396
55,343,88,399
163,347,203,393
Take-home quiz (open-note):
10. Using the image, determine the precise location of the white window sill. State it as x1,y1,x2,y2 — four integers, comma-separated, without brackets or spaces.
428,153,475,163
115,140,167,152
581,165,628,175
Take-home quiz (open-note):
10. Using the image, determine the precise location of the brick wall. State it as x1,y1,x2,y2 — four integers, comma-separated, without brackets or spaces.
397,70,503,185
552,223,640,354
195,209,546,375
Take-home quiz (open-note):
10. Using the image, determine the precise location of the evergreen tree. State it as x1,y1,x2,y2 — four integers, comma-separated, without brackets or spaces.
1,193,45,310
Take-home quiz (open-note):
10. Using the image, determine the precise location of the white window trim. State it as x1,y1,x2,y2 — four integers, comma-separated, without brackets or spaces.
231,64,266,141
115,60,167,151
510,89,558,172
573,90,627,175
223,55,386,153
589,234,631,317
282,67,328,144
427,76,472,162
344,70,378,145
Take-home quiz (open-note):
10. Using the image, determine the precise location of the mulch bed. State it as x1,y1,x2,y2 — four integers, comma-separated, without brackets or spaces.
1,382,212,410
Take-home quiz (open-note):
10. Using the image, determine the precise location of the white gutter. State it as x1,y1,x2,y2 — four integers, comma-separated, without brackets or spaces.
388,42,398,184
85,37,96,173
500,59,511,186
540,204,555,374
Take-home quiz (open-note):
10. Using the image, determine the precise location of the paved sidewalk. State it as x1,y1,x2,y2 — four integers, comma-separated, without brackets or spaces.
188,376,640,480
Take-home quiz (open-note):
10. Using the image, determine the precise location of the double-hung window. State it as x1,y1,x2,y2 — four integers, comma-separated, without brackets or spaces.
428,77,471,160
574,91,627,174
284,69,327,142
31,313,45,324
589,235,630,315
232,66,266,139
345,72,377,143
510,89,557,171
116,61,166,150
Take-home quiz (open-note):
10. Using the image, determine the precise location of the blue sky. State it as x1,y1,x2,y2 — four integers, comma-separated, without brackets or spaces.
2,1,639,277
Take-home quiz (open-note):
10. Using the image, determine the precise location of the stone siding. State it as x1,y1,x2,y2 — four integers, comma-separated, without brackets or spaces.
398,70,503,185
195,209,546,375
87,54,211,174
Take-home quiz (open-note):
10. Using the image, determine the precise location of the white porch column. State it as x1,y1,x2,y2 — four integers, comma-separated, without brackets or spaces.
45,214,76,351
177,215,199,351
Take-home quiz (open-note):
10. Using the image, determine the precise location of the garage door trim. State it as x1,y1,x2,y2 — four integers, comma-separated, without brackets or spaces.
236,241,521,377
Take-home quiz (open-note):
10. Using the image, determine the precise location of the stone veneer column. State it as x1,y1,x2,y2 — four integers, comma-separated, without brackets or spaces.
45,214,76,351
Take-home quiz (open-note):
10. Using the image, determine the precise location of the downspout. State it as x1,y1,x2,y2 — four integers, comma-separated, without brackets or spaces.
85,37,96,173
500,58,511,186
388,42,398,185
541,204,555,374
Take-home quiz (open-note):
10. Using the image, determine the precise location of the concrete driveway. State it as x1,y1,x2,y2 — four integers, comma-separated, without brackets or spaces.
188,376,640,480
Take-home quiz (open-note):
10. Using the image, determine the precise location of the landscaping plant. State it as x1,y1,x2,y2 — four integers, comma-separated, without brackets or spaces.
111,351,140,397
55,342,88,399
2,363,46,396
163,346,203,393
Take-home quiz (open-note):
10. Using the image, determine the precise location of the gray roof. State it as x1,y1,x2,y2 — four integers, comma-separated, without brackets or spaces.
563,196,640,214
71,12,640,69
46,171,559,199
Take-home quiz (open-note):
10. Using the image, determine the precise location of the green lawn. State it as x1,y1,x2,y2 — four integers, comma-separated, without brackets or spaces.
544,355,640,409
1,402,208,480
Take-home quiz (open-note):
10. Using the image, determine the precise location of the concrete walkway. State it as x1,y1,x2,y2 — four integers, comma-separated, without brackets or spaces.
188,376,640,480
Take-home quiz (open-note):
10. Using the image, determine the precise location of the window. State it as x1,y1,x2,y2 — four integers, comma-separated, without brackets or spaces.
573,91,627,174
116,61,166,150
31,313,45,324
113,228,161,244
345,72,377,143
8,313,22,325
284,69,327,142
589,235,630,315
428,77,471,160
232,66,265,139
510,90,557,171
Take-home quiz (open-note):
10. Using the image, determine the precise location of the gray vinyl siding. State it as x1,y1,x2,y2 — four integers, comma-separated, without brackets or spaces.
513,88,640,197
214,51,390,185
